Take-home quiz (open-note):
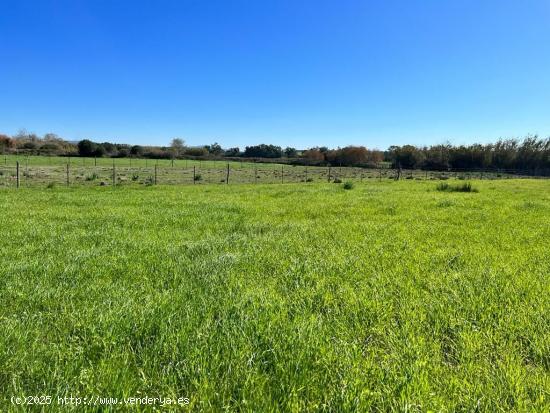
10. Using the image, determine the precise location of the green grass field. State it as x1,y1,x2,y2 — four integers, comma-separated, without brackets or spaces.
1,180,549,411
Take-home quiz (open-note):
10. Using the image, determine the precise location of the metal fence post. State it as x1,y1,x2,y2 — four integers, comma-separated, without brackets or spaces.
226,163,230,184
328,166,331,182
66,163,70,186
112,160,116,186
16,161,20,189
193,165,196,184
154,164,158,185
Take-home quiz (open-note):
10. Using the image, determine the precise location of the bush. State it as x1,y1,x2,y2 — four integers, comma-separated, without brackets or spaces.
194,174,202,181
333,178,342,183
46,182,55,189
306,177,313,182
85,173,99,181
436,182,478,193
343,181,354,190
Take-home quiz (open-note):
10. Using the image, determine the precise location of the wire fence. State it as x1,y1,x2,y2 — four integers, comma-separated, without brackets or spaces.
1,160,548,189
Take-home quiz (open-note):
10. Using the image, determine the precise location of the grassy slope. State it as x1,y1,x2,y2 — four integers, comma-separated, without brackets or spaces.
1,181,549,411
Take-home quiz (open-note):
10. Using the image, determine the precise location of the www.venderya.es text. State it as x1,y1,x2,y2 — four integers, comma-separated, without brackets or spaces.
11,395,190,407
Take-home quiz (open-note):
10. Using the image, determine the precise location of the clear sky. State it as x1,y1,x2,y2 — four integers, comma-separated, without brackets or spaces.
1,0,550,149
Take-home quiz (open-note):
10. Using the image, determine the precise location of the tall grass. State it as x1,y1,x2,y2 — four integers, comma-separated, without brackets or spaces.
436,181,478,192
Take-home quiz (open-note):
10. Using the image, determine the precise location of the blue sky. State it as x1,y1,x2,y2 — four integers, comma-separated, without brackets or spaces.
1,0,550,149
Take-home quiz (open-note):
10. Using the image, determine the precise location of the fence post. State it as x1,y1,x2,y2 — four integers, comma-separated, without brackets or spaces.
112,160,116,186
171,158,174,167
16,161,20,189
254,163,258,184
66,163,70,186
94,157,97,167
193,165,196,184
281,165,284,184
328,166,331,182
226,163,230,184
154,164,158,185
305,167,308,182
379,168,382,182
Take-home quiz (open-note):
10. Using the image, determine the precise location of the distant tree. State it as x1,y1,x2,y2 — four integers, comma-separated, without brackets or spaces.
184,146,208,157
243,144,282,158
101,142,116,155
170,138,185,158
423,144,450,170
93,145,106,157
43,133,60,141
326,146,369,166
388,145,425,169
302,148,325,162
130,145,144,156
0,134,15,153
77,139,97,157
284,147,298,158
224,147,240,157
207,142,224,156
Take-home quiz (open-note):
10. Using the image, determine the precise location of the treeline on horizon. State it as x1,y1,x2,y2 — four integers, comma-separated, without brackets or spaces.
1,130,549,171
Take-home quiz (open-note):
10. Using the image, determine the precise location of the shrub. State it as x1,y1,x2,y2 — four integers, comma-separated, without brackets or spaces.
436,182,478,193
194,174,202,181
131,174,139,181
343,181,354,190
306,178,314,182
333,178,342,183
85,173,99,181
46,182,55,189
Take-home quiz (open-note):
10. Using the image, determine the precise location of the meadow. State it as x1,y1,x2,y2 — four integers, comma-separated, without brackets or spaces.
0,154,526,188
1,179,549,411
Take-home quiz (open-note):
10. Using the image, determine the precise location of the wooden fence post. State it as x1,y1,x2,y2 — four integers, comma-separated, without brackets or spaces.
328,166,331,182
154,164,158,185
193,165,196,184
16,161,20,189
305,167,308,182
226,163,230,184
112,160,116,186
66,163,70,186
281,165,284,184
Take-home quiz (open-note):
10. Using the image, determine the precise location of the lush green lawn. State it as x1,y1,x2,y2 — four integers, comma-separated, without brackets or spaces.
1,180,549,411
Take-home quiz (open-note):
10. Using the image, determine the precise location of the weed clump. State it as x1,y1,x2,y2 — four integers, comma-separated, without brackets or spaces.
436,182,478,193
333,178,342,184
343,181,354,190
